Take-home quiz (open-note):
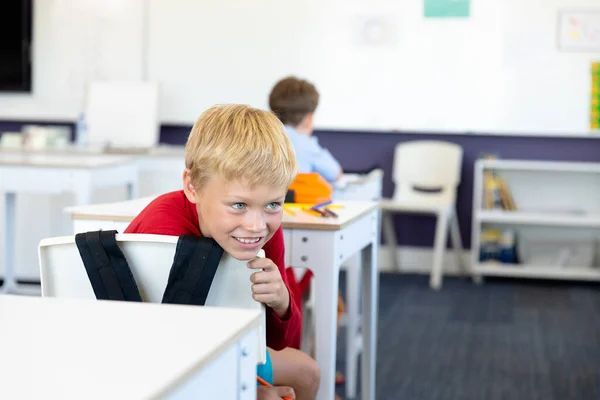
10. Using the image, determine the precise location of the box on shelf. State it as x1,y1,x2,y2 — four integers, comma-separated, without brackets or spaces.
517,235,596,267
479,228,518,264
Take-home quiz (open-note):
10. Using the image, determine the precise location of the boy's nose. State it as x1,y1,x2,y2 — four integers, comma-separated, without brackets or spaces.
243,211,267,232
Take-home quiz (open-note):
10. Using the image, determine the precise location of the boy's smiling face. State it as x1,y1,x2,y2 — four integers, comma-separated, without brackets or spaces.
183,171,286,260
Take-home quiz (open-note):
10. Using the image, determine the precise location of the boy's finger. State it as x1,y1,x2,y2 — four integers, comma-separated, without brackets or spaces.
252,292,275,304
247,257,276,271
275,386,296,399
250,271,270,284
251,283,272,294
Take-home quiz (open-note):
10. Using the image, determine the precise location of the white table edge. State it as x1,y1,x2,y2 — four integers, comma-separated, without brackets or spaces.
153,306,262,399
70,201,381,230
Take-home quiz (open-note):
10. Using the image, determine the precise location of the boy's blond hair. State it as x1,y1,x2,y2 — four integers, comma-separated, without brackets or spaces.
185,104,297,190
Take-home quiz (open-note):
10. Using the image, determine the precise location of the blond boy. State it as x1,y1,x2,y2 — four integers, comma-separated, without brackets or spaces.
126,104,319,399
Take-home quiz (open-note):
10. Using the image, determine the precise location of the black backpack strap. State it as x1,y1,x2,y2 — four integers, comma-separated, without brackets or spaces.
162,235,224,306
75,230,143,302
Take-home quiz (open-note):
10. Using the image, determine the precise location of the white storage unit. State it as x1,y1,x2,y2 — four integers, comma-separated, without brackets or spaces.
471,159,600,282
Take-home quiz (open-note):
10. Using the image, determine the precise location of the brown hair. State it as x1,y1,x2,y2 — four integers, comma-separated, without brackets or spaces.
268,76,319,127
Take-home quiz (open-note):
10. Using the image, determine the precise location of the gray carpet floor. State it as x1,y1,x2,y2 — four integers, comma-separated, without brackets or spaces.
334,273,600,400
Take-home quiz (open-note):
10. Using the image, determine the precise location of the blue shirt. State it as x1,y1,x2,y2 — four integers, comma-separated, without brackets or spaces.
285,125,342,182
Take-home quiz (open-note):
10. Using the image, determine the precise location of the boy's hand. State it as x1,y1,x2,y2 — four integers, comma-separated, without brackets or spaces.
248,257,290,318
257,385,295,400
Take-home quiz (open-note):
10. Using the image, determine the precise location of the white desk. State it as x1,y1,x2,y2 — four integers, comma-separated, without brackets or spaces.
0,153,139,294
1,145,186,195
0,295,260,400
281,202,380,400
105,145,185,195
0,146,183,281
333,169,383,202
67,198,380,400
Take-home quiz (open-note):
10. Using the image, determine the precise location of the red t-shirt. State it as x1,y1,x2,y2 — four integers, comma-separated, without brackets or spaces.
125,190,301,350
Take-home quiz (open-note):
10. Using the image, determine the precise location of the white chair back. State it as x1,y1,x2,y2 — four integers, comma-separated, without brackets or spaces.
85,81,160,149
38,233,266,363
333,168,384,201
392,140,463,205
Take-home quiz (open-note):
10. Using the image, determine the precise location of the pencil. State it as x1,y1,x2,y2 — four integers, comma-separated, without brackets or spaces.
313,208,329,217
283,203,344,209
283,206,296,216
302,208,322,217
310,200,332,210
256,376,293,400
324,207,338,218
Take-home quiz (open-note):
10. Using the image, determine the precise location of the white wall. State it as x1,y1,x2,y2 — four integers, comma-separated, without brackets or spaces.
0,0,144,121
0,0,597,135
148,0,598,135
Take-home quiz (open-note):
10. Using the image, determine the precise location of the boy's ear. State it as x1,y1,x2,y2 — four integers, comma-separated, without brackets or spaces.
182,169,199,204
305,112,314,126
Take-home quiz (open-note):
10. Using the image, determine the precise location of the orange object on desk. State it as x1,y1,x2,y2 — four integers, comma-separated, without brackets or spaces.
288,173,333,205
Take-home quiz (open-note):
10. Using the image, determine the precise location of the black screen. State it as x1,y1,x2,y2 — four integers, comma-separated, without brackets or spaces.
0,0,32,92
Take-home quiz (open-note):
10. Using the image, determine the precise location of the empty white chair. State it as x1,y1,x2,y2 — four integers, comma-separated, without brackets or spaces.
85,81,160,149
332,168,384,201
380,140,467,290
38,233,266,363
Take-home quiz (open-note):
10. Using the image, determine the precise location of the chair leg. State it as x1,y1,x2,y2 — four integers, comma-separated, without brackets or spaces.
431,211,450,290
449,210,468,276
382,212,399,271
345,254,361,399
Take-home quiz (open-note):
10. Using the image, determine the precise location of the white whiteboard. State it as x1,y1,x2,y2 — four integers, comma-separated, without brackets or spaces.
0,0,145,121
147,0,599,136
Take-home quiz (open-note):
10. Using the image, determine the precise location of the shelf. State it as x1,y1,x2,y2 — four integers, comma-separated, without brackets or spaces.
476,210,600,228
478,159,600,173
473,263,600,282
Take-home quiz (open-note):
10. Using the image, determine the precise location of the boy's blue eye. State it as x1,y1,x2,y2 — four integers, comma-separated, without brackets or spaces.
232,203,246,210
266,202,281,211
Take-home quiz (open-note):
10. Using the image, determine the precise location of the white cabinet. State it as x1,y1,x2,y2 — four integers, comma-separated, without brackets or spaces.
471,159,600,282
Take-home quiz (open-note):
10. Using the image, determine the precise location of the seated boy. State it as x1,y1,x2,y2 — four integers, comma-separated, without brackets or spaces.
270,77,347,391
125,104,319,400
268,76,342,183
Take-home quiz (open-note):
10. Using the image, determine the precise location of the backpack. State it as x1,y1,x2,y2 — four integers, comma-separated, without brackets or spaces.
74,230,223,306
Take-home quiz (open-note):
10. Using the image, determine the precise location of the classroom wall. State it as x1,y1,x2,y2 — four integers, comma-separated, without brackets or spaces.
148,0,598,135
1,0,598,136
2,0,600,278
2,122,600,280
161,126,600,249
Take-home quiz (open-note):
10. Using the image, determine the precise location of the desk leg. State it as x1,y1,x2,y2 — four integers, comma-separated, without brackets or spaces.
74,187,92,206
361,241,379,400
313,253,340,400
127,179,138,200
345,254,361,399
0,193,39,295
1,192,17,294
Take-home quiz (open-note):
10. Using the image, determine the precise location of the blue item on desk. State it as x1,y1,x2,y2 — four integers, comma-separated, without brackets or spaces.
310,200,332,210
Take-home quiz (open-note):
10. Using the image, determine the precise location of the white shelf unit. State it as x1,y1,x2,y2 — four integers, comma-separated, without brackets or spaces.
471,159,600,282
